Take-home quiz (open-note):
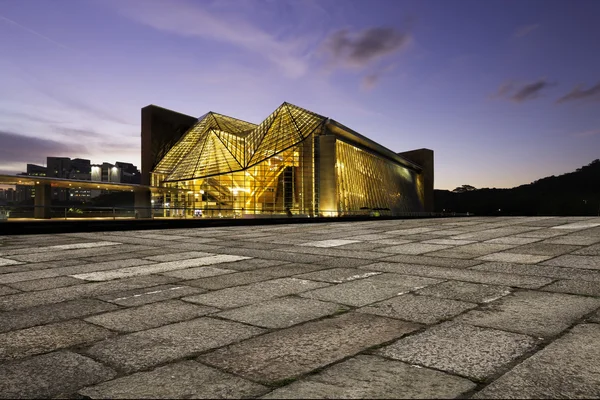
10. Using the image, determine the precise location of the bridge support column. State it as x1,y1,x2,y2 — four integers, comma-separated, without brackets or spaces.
134,189,152,218
34,183,52,219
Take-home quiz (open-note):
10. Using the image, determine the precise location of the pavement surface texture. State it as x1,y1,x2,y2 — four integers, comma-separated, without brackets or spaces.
1,216,600,399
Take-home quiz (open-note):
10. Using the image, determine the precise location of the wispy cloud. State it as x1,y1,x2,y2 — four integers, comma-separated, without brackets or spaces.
557,82,600,104
492,79,555,103
513,24,540,38
12,66,135,126
361,74,380,90
512,80,553,102
112,0,310,78
321,27,411,69
572,129,600,138
0,13,73,51
360,64,397,91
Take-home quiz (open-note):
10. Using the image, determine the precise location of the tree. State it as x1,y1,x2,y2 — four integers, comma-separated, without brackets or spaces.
452,185,477,193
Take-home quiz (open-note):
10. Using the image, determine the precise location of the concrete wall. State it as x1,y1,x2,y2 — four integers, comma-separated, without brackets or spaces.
141,105,197,186
397,148,434,212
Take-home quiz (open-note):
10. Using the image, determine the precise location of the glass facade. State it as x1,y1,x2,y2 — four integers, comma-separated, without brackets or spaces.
335,140,422,215
151,102,427,217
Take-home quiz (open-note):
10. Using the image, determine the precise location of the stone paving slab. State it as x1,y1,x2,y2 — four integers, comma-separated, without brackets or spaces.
0,351,116,399
358,293,476,324
216,258,291,270
86,317,265,373
0,275,178,310
0,241,121,256
2,216,600,399
183,278,329,309
0,258,155,284
542,254,600,270
362,262,553,288
79,360,269,399
217,296,347,328
7,244,153,263
474,324,600,398
184,270,284,290
85,300,219,332
472,261,600,282
300,273,441,307
296,268,382,283
477,252,554,264
0,259,86,274
95,284,206,307
0,285,20,296
416,280,511,303
542,279,600,297
0,298,120,333
573,243,600,256
508,242,583,256
199,312,420,384
376,321,538,381
378,253,483,268
71,255,251,281
262,355,476,399
0,320,114,362
6,275,82,291
457,290,600,337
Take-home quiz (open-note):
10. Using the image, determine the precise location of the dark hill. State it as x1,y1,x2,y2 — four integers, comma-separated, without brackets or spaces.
435,159,600,216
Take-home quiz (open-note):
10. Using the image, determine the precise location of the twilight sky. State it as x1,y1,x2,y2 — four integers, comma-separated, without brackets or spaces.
1,0,599,190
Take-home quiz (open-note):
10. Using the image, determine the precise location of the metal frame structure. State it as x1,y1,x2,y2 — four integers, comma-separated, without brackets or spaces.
150,102,433,218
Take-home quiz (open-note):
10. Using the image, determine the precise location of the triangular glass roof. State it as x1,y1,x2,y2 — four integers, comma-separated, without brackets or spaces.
155,102,327,181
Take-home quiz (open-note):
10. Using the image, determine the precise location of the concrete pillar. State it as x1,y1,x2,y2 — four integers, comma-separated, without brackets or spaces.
134,188,152,218
398,148,434,212
300,138,314,217
34,183,52,219
317,135,337,216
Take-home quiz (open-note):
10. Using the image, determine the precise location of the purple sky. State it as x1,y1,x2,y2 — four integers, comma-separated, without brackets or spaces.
1,0,599,190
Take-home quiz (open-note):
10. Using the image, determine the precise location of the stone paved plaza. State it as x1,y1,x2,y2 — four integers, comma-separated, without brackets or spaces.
1,216,600,398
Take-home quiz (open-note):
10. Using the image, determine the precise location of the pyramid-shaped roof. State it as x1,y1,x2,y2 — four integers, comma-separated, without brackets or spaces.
153,102,327,181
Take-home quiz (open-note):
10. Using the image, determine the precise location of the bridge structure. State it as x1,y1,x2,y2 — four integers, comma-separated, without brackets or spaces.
0,174,183,219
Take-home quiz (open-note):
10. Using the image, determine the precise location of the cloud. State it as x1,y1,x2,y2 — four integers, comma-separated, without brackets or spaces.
12,66,135,126
511,80,553,102
360,64,397,90
361,74,379,90
321,27,410,69
492,79,554,102
0,13,73,51
556,82,600,104
0,130,88,168
0,110,65,125
111,0,310,78
513,24,540,38
572,129,600,138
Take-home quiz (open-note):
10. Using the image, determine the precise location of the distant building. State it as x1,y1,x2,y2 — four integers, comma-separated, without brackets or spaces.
15,164,47,202
69,158,92,199
12,157,140,203
115,162,141,184
0,188,16,203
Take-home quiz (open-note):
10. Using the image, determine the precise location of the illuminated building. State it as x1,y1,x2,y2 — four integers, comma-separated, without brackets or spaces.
145,102,433,217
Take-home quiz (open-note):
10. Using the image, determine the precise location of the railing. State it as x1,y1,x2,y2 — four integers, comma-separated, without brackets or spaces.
0,205,470,221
